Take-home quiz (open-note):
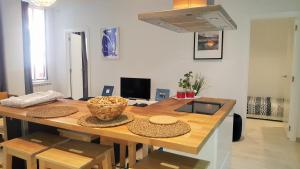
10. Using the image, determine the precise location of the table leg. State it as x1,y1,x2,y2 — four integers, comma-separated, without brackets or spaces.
119,144,126,168
128,142,136,168
142,144,149,158
21,121,28,137
3,117,7,141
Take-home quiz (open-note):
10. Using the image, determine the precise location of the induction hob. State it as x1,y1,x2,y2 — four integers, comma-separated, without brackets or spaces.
175,101,223,115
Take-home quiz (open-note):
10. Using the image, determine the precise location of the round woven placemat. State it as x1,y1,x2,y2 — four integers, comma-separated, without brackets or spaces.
127,118,191,138
78,114,134,128
27,106,78,118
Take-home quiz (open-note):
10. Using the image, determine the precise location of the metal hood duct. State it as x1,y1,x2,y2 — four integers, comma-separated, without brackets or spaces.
138,0,237,33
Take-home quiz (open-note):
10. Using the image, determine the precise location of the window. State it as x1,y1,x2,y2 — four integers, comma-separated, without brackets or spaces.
28,6,47,81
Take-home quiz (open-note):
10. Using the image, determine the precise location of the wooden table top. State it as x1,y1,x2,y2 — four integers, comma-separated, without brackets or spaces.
0,97,236,154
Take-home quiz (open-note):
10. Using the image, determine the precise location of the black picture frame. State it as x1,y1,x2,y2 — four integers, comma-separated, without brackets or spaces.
193,31,224,60
101,86,114,96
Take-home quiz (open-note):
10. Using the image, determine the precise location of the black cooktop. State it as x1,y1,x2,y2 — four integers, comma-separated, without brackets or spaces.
175,101,223,115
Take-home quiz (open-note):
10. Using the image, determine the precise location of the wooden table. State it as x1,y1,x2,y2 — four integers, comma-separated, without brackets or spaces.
0,97,235,166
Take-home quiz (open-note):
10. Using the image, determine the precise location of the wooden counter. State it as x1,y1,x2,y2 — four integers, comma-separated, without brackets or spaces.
0,97,235,154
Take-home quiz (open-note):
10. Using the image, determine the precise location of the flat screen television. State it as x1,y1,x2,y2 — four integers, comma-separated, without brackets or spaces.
121,77,151,100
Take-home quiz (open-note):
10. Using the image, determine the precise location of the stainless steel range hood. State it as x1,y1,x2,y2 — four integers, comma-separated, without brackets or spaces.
138,1,237,33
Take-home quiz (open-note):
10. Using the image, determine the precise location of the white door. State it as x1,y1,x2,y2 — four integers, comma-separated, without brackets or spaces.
70,33,83,100
288,19,300,140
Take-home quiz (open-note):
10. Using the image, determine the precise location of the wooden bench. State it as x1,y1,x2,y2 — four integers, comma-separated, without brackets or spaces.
58,129,99,142
134,150,210,169
36,140,113,169
2,132,69,169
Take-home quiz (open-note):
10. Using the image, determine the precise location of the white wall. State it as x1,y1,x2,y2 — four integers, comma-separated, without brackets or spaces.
0,0,25,95
248,18,294,99
47,0,300,135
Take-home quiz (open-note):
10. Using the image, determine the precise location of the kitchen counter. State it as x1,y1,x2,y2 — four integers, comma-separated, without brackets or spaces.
0,97,235,156
0,97,235,154
0,97,235,168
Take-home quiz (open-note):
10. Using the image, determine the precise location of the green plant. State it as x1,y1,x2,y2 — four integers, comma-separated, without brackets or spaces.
178,71,193,90
178,71,205,95
192,74,206,95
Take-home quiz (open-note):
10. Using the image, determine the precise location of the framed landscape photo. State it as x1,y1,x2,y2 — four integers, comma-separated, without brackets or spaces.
193,31,224,60
101,27,119,59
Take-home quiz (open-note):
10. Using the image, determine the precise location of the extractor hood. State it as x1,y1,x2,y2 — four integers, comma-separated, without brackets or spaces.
138,0,237,33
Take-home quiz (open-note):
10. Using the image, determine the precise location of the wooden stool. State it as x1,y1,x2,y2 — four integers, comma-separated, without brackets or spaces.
36,140,113,169
101,137,138,168
134,150,210,169
101,138,153,168
2,132,69,169
58,129,99,142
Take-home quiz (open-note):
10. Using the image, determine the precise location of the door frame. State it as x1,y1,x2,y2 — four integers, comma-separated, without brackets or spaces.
289,17,300,141
250,11,300,141
64,28,91,98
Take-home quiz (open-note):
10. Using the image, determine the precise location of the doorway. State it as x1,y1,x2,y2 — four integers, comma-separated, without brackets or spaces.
66,31,89,100
247,17,297,139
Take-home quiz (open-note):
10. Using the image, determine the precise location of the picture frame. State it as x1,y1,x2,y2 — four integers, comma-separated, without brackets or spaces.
193,31,224,60
102,85,114,96
101,27,119,59
155,89,170,101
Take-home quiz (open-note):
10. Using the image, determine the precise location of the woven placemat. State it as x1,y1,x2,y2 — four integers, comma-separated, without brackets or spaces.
78,114,134,128
27,106,78,118
127,118,191,138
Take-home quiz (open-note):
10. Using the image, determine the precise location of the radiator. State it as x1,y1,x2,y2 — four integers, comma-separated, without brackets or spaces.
33,82,53,92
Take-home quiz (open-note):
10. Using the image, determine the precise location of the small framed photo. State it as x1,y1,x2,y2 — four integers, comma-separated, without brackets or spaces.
193,31,224,60
102,86,114,96
155,89,170,101
101,27,119,59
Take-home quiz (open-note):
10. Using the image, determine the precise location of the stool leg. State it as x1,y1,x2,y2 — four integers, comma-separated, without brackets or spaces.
128,143,136,168
39,161,46,169
119,144,126,168
102,150,112,169
26,157,37,169
101,138,115,165
3,148,12,169
97,163,103,169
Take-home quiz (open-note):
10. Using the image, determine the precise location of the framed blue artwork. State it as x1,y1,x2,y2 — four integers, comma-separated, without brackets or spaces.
101,27,119,59
155,89,170,101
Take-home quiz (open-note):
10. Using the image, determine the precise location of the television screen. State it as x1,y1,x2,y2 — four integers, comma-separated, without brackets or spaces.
121,77,151,100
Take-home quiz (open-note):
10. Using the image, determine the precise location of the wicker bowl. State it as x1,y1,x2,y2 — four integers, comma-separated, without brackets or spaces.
87,96,128,121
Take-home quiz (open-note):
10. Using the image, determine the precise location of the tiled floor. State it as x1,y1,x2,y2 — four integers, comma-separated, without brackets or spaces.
231,119,300,169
